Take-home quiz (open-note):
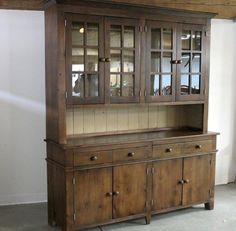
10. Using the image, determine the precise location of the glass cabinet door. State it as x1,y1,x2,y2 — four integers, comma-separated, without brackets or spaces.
105,18,140,103
146,21,176,102
66,15,104,104
176,25,205,101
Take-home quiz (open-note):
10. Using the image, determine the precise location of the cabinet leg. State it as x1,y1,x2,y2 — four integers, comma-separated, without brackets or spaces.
205,200,214,210
145,215,151,225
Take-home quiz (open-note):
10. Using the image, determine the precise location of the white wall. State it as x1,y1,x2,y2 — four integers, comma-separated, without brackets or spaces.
0,11,235,205
209,19,236,185
0,10,46,205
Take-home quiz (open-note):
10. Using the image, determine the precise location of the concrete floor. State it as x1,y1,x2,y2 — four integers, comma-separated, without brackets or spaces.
0,184,236,231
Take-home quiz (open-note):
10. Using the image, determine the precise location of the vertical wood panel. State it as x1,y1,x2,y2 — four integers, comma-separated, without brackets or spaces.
148,105,158,128
95,108,107,132
106,107,118,132
157,106,168,128
74,108,84,134
83,108,95,133
117,106,129,131
66,109,73,135
128,106,139,130
138,105,148,129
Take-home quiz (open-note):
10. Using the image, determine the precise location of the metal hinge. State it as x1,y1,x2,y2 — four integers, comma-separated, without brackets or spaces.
144,89,147,97
151,167,155,174
145,201,149,207
65,91,68,99
73,213,76,221
146,168,150,175
72,177,76,185
144,26,148,32
65,19,67,27
151,199,154,207
139,26,143,32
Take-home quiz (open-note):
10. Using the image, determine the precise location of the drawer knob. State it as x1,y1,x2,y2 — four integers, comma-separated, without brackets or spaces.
128,152,135,157
195,144,202,149
99,57,106,62
105,58,111,62
106,192,113,197
113,191,119,196
90,156,98,161
166,148,173,153
178,180,184,185
184,179,190,184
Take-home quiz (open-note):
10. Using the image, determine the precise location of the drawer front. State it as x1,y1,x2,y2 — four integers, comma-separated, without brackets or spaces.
153,143,182,158
183,140,213,154
74,151,112,166
113,147,150,162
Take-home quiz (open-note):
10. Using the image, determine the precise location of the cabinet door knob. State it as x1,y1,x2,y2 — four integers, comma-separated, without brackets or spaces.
178,180,184,185
171,60,178,64
166,148,172,153
105,58,111,62
106,192,113,197
99,58,106,62
90,156,98,161
177,60,183,64
195,144,202,149
113,191,119,196
128,152,135,157
184,179,190,184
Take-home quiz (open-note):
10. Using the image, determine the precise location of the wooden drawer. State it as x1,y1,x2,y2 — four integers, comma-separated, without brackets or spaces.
153,143,182,158
183,140,213,154
74,151,112,166
113,147,150,162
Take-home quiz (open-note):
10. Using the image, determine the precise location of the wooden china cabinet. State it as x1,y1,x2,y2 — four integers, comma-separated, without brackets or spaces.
44,1,218,231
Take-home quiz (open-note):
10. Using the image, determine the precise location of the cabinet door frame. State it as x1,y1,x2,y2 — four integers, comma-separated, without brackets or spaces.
145,21,177,103
104,17,141,104
65,14,105,105
176,24,206,101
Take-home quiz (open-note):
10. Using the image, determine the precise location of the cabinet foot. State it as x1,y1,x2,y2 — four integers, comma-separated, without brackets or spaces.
205,201,214,210
145,215,151,225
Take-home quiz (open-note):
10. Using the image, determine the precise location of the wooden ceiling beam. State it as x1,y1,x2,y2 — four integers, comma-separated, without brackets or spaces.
0,0,236,19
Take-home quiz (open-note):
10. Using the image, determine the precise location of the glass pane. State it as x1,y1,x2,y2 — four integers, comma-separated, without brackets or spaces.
72,73,84,97
110,74,121,96
191,74,200,94
163,52,172,73
151,28,161,49
124,26,134,48
123,50,134,72
122,74,134,96
87,49,98,72
163,28,172,50
192,53,201,73
162,75,172,95
193,31,202,51
181,74,190,95
151,52,161,72
182,30,191,50
110,50,121,72
110,25,121,47
87,23,98,46
72,22,84,46
181,53,190,73
150,74,160,96
72,48,84,72
85,74,99,97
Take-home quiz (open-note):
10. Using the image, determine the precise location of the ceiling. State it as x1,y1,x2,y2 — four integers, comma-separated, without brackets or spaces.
0,0,236,19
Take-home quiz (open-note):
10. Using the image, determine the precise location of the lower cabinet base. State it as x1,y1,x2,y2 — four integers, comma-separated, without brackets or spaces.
49,201,214,231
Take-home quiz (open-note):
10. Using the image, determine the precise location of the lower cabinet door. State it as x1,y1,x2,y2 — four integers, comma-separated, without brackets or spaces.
74,168,112,227
113,163,147,218
153,159,183,211
182,155,211,205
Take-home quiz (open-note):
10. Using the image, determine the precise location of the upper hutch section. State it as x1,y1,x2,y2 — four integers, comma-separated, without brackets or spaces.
44,0,215,144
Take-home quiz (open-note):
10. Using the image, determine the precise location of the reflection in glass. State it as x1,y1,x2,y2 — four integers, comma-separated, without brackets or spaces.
181,74,190,95
110,74,121,96
151,52,161,72
72,48,84,72
87,23,98,46
72,22,84,46
87,49,98,72
110,25,121,47
85,74,99,97
163,52,172,73
110,50,121,72
122,74,134,96
181,53,190,73
151,28,161,49
191,75,200,94
72,73,84,97
181,30,191,50
123,50,134,72
163,28,172,50
193,31,201,51
162,75,172,95
124,26,134,48
192,54,201,73
150,74,160,96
